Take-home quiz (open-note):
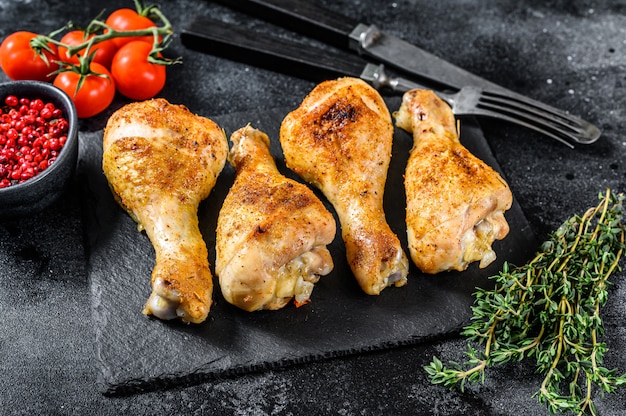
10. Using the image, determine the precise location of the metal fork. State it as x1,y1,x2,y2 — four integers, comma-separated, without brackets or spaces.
361,64,600,148
181,17,600,148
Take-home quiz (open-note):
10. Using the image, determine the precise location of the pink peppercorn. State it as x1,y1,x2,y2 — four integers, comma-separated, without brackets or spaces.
0,95,68,188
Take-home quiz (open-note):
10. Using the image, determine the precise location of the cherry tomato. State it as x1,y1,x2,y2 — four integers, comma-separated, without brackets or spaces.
53,62,116,118
57,30,118,68
105,8,158,49
111,41,165,100
0,31,59,81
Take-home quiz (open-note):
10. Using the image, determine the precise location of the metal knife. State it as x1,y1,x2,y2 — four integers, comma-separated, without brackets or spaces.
181,16,427,92
210,0,510,92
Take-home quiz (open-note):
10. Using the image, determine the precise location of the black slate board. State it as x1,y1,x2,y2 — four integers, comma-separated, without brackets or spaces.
81,96,538,395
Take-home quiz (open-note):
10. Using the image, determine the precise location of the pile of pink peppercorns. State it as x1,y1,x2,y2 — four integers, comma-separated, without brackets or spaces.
0,95,69,188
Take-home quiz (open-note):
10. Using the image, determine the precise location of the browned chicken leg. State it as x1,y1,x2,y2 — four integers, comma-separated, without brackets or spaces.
216,126,336,311
102,98,228,323
280,77,409,295
394,89,512,274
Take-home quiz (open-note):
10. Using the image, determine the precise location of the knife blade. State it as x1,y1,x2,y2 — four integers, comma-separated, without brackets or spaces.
348,23,505,93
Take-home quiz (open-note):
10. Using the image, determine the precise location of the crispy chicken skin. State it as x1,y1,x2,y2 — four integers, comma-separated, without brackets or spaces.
394,89,512,274
216,126,336,312
102,98,228,323
280,77,409,295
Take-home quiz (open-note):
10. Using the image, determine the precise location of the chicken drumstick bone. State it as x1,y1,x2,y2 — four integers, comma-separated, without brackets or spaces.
102,98,228,324
280,78,409,295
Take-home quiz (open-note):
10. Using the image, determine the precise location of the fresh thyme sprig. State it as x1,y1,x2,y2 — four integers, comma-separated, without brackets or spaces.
425,189,626,415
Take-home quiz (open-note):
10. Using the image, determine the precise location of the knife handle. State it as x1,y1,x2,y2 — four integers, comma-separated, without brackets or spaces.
212,0,358,49
181,17,367,82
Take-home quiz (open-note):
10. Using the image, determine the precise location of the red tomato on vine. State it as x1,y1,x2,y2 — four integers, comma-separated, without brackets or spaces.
53,62,116,118
57,30,118,69
111,41,166,100
105,8,159,48
0,31,59,81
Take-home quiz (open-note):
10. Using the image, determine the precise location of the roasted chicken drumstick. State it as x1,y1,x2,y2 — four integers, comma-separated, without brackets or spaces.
394,89,512,274
102,98,228,324
280,77,409,295
216,126,336,312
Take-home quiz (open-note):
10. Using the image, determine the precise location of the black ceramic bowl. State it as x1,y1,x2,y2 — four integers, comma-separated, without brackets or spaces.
0,80,79,218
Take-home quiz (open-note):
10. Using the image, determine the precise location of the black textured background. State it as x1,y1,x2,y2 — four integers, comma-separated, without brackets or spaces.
1,1,626,415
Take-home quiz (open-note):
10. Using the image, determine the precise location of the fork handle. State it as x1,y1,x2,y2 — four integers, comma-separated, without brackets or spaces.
181,16,368,82
211,0,358,49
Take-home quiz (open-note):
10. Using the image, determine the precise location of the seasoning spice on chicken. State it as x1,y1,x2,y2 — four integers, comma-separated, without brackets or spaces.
102,98,228,324
394,89,512,274
215,125,336,312
280,77,409,295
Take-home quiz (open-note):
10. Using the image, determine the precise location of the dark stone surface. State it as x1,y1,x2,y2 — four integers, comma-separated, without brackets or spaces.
85,101,535,395
1,0,625,415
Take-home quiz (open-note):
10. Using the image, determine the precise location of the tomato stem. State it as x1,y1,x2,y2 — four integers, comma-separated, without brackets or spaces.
133,0,159,18
30,1,179,68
